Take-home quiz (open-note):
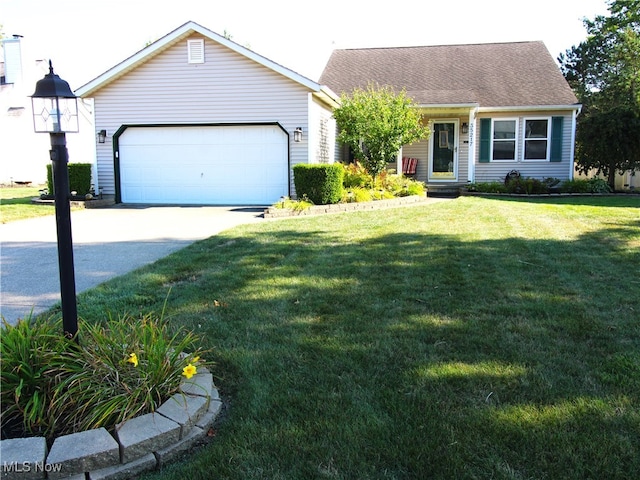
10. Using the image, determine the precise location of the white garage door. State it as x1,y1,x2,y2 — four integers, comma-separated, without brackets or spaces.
118,125,288,205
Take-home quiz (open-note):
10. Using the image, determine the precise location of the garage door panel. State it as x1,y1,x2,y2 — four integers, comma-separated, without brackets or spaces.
119,125,288,205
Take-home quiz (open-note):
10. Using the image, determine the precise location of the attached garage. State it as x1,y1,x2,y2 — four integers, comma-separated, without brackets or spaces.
75,22,339,206
117,124,288,205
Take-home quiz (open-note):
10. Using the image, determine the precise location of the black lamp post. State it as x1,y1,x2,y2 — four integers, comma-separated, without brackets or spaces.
31,60,79,341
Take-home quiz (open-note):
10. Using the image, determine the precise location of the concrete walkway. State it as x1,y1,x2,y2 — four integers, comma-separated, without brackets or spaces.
0,205,265,324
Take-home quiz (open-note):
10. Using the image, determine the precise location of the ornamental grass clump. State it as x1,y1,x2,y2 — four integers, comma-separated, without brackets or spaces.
0,314,208,442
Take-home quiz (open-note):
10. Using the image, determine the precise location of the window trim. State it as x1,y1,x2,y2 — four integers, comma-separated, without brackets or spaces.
523,117,552,161
490,118,518,162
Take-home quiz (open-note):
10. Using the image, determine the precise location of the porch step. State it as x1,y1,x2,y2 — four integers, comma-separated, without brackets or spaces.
426,185,462,198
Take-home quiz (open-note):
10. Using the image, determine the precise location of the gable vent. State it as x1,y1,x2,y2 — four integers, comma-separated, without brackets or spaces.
187,39,205,64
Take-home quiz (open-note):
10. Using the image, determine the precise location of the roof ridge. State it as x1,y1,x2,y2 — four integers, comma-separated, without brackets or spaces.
335,40,544,52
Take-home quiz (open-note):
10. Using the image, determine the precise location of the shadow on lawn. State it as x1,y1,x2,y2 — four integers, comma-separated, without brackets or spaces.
79,221,640,478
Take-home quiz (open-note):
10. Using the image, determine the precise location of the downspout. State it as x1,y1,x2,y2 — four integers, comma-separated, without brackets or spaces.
569,106,581,180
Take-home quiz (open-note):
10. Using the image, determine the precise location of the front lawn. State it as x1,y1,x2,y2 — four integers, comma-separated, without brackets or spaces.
0,186,54,223
60,197,640,478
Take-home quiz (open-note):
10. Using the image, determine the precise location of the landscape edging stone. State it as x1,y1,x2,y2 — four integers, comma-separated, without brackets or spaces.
0,373,219,480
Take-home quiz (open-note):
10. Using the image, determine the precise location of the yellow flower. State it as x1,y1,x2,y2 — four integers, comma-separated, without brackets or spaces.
182,363,197,379
192,356,200,363
126,352,139,367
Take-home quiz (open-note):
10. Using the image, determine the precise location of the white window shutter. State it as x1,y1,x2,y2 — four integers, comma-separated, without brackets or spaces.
188,39,205,64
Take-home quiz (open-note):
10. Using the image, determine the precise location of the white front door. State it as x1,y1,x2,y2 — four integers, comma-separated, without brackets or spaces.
429,120,459,181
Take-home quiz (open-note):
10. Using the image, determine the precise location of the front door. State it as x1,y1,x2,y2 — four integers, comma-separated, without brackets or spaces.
429,121,458,181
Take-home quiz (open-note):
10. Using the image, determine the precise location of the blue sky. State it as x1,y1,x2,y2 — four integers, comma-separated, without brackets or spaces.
2,0,610,89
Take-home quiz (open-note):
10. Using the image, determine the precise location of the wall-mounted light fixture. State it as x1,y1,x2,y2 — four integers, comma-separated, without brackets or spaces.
293,127,303,143
97,129,107,143
461,122,469,134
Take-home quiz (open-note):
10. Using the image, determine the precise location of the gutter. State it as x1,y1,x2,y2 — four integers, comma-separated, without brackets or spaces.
478,104,582,113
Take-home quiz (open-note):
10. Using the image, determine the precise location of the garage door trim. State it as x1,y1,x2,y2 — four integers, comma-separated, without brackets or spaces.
112,122,291,204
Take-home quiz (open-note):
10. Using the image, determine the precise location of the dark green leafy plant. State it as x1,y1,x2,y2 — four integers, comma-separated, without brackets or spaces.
0,318,68,438
1,314,208,441
506,177,549,194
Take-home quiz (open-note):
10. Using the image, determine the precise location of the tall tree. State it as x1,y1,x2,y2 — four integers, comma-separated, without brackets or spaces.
559,0,640,187
333,84,430,179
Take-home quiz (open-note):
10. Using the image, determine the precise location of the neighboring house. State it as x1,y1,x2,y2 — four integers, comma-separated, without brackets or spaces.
75,21,339,205
1,36,94,186
319,41,582,192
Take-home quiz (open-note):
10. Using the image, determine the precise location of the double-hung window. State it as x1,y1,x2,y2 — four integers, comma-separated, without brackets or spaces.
492,119,517,161
523,118,551,160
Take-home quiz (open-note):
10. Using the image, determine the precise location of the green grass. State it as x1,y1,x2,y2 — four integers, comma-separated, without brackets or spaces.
0,186,54,223
47,196,640,479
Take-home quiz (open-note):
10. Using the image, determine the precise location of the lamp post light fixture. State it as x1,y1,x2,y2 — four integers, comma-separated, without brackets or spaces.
31,60,79,341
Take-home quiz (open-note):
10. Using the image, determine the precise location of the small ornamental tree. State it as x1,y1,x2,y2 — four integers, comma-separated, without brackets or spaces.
333,84,430,179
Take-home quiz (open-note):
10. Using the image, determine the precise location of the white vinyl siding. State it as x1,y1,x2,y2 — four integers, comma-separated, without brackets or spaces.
309,95,336,165
92,33,319,196
475,111,576,182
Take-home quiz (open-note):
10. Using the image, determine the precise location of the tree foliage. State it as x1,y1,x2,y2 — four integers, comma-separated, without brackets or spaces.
332,84,430,179
559,0,640,187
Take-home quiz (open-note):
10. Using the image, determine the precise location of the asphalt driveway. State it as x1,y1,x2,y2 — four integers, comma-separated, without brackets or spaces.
0,205,265,324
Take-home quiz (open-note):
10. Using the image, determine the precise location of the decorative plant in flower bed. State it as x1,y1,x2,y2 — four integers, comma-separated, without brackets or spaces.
0,313,208,443
278,161,425,209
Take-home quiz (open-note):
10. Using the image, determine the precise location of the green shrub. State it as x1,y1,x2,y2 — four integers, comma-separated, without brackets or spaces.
275,196,314,211
46,164,53,194
342,162,372,188
560,178,613,193
371,189,396,200
374,170,426,197
293,164,344,205
1,314,208,441
587,178,612,193
467,182,508,193
560,179,592,193
46,163,93,196
345,187,373,203
505,177,549,194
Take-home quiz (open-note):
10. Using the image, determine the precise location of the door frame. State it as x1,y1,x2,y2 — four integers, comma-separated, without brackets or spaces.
428,119,459,182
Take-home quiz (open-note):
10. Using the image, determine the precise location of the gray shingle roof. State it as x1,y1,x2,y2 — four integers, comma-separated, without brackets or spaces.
319,41,578,107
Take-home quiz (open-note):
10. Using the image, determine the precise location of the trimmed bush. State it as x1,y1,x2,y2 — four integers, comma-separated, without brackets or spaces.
293,164,344,205
46,163,93,196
